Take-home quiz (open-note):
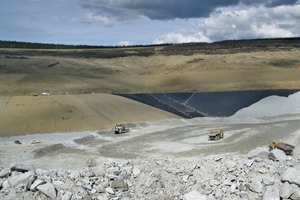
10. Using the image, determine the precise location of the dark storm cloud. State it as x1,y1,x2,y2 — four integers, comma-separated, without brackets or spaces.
80,0,240,20
240,0,299,7
265,0,299,7
2,0,299,45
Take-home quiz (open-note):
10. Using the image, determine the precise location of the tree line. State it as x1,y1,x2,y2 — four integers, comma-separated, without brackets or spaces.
0,37,299,49
0,40,171,49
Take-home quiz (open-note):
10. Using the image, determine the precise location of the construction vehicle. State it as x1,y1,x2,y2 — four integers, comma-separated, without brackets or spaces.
208,129,224,140
114,124,130,134
269,140,295,155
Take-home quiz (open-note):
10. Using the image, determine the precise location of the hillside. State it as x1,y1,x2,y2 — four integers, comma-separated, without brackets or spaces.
0,94,178,136
0,38,300,96
0,38,300,135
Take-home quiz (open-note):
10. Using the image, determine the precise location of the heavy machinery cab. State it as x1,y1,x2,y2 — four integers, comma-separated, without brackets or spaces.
114,124,130,134
208,129,224,140
269,140,295,155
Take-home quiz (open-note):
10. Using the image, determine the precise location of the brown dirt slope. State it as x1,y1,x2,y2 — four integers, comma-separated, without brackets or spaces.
0,49,300,95
0,94,179,136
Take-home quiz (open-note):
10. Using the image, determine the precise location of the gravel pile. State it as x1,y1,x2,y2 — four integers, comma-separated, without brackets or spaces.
1,147,300,200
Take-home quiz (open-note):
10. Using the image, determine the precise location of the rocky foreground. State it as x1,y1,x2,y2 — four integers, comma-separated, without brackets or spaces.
1,147,300,200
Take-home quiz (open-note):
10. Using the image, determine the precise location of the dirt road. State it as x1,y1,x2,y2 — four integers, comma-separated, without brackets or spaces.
1,114,299,170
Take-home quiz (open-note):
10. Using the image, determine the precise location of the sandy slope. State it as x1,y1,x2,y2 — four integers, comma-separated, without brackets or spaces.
0,94,178,136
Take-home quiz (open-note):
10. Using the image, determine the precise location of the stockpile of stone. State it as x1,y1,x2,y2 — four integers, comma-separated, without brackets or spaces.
1,147,300,200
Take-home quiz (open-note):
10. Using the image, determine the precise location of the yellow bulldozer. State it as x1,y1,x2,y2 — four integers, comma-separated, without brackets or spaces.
269,140,295,155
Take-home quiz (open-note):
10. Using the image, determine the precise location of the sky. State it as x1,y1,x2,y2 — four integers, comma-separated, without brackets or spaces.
0,0,299,46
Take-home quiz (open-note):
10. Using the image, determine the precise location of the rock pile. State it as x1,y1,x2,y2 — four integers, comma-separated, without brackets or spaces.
1,147,300,200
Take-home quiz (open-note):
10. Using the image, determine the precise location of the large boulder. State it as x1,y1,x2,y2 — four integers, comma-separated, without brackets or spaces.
280,181,294,199
7,171,35,189
247,147,269,159
291,188,300,200
37,183,57,199
69,171,80,179
10,163,34,173
263,185,280,200
281,168,300,187
268,149,287,162
262,176,275,186
249,179,263,193
183,190,206,200
61,191,73,200
105,186,115,194
111,179,128,191
0,168,11,178
240,192,249,199
30,179,46,191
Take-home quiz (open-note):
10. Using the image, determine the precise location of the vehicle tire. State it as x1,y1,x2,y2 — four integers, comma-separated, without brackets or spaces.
215,135,220,140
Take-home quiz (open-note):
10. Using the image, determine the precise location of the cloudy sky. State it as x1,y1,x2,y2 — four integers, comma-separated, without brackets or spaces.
0,0,299,45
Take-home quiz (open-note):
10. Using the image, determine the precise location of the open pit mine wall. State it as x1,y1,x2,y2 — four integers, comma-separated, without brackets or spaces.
118,89,300,118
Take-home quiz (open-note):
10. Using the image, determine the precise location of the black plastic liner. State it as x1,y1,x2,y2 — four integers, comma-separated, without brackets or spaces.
118,89,299,118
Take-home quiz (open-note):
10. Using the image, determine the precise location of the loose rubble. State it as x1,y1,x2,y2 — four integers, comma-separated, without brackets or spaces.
1,147,300,199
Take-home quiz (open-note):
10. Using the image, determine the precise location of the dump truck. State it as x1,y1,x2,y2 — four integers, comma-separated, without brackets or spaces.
114,124,130,134
208,129,224,140
269,140,295,155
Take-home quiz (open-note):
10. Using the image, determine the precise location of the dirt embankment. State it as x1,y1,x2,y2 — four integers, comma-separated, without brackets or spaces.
0,94,178,136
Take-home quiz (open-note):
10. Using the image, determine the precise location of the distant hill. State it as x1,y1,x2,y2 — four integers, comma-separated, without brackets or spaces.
0,37,300,59
0,40,168,50
0,37,300,96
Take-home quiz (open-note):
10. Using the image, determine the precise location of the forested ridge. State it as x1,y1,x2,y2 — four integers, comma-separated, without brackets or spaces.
0,37,299,49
